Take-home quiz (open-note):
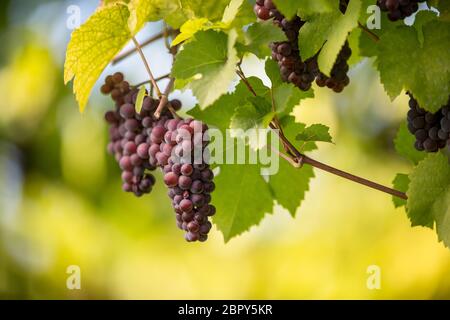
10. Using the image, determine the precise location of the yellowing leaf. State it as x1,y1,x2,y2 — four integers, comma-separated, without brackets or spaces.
222,0,244,24
171,18,210,46
128,0,186,32
135,86,147,113
64,4,131,112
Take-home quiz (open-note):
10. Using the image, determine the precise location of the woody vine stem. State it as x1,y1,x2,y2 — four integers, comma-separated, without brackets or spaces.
127,33,408,201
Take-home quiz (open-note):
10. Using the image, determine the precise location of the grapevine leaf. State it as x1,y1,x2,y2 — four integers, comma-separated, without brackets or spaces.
406,152,450,247
180,0,231,21
265,57,283,87
171,0,254,47
222,0,245,24
128,0,186,31
269,157,314,217
296,124,333,143
358,14,400,58
228,0,256,30
64,4,131,112
347,27,363,66
135,86,146,113
273,0,335,19
237,20,287,58
212,164,273,242
279,116,317,152
298,11,339,61
413,10,439,45
188,77,268,131
171,18,210,46
394,121,426,165
267,116,316,217
234,76,270,97
188,93,239,131
230,96,274,131
172,30,239,108
315,0,361,76
392,173,409,208
375,20,450,112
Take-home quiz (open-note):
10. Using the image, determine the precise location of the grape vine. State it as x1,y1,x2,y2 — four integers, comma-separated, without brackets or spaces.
64,0,450,248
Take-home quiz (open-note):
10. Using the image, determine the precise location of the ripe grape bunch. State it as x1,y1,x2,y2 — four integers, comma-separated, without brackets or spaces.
102,73,215,242
406,94,450,152
255,0,317,91
376,0,425,21
254,0,352,93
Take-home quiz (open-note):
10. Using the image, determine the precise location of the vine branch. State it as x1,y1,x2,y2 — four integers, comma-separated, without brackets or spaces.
132,36,163,97
112,30,173,65
154,77,176,118
236,69,407,200
133,73,171,88
154,31,180,119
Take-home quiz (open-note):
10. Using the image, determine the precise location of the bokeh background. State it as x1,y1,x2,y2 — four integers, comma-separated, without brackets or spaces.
0,0,449,299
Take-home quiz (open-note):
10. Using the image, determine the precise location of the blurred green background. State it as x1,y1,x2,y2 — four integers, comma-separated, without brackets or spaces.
0,0,449,299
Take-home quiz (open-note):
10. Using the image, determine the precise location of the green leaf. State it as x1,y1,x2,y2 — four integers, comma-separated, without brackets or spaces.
413,10,439,45
180,0,231,21
212,164,273,242
188,77,268,131
128,0,186,31
171,0,254,47
188,93,238,131
228,0,256,30
273,0,335,19
135,86,146,113
172,29,239,108
298,11,339,61
230,96,274,131
375,20,450,112
64,4,131,112
296,124,333,143
279,116,317,152
394,121,426,165
315,0,361,75
269,158,314,217
234,76,270,97
268,115,315,216
237,20,287,58
406,152,450,247
392,173,409,208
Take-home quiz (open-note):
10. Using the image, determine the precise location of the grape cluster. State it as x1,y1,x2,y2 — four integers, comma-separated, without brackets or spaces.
103,73,164,196
406,94,450,152
102,73,215,242
254,0,352,93
159,118,216,242
256,0,318,91
315,42,351,93
376,0,424,21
